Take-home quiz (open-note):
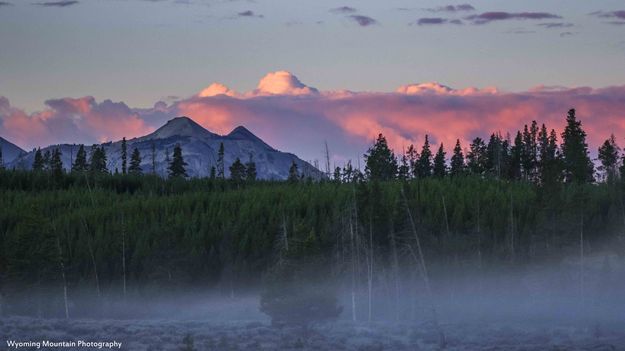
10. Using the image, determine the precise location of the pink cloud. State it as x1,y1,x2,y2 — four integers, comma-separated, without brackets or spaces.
2,73,625,164
0,96,152,149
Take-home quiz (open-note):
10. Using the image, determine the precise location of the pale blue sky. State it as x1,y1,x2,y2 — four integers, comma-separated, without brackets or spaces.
1,0,624,112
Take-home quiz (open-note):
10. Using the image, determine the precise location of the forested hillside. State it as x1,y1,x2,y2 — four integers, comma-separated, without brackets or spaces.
1,108,625,319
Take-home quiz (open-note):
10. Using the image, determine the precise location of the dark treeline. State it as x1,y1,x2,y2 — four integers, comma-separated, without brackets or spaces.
1,108,625,320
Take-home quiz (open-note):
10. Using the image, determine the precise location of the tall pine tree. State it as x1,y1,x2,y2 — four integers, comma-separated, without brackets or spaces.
433,143,447,178
72,145,88,172
168,144,188,178
364,134,397,181
32,148,44,172
450,139,465,176
467,137,487,176
416,135,433,178
121,137,127,175
245,154,257,182
128,148,142,175
598,134,619,183
229,158,246,183
561,109,593,183
50,148,64,176
89,145,108,174
217,142,225,179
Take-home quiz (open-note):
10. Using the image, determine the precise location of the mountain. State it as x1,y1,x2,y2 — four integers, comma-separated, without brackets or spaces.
0,137,26,165
7,117,322,180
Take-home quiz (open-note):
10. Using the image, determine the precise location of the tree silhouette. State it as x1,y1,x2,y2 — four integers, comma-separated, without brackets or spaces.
128,148,142,175
229,158,246,183
89,145,108,174
72,145,88,173
364,133,397,181
416,135,433,178
245,154,257,182
217,142,225,179
32,148,44,172
121,137,127,175
433,143,447,178
598,134,620,183
168,144,188,178
50,148,64,177
561,109,593,183
450,139,465,176
288,161,299,183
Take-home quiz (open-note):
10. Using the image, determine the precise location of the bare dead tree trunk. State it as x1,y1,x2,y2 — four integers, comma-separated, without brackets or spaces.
580,209,585,307
81,218,101,298
401,187,446,349
442,195,451,238
56,237,70,319
349,213,357,322
121,213,127,299
367,217,374,323
389,221,401,321
476,199,482,270
509,192,515,263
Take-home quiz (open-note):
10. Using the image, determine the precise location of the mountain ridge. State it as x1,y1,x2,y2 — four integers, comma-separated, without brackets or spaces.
0,136,26,165
6,117,322,180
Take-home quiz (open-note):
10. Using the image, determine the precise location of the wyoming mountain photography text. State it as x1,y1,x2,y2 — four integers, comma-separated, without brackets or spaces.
1,0,625,350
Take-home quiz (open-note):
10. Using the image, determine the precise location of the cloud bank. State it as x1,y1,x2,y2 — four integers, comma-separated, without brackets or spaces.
2,72,625,164
466,12,561,24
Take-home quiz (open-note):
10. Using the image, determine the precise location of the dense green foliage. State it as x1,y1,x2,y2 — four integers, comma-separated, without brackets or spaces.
1,108,624,319
1,168,625,317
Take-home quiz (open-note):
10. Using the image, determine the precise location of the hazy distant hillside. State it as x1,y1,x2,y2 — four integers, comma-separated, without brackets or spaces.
8,117,322,180
0,137,25,165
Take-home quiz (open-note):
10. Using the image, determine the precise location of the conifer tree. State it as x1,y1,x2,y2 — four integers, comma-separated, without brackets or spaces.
433,143,447,178
121,137,127,175
50,148,64,176
168,144,187,178
209,166,216,180
467,137,487,175
521,121,539,181
229,158,246,183
32,148,44,172
72,145,88,173
416,135,433,178
0,146,3,170
561,109,594,183
333,166,342,182
620,152,625,181
450,139,465,176
538,125,560,185
397,153,410,180
42,150,51,171
509,132,523,180
245,155,257,182
364,134,397,181
288,161,299,182
89,145,108,174
486,133,504,178
217,142,225,179
128,148,142,175
598,134,620,183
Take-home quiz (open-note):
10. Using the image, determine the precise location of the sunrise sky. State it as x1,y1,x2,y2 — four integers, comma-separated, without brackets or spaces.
1,0,624,165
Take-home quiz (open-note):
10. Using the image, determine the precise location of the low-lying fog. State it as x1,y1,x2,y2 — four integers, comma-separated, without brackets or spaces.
2,252,624,350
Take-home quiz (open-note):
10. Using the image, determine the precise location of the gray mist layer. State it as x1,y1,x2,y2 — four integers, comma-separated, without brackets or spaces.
2,250,624,350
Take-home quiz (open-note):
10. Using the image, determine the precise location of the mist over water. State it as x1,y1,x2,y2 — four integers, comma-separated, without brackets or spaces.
2,247,624,350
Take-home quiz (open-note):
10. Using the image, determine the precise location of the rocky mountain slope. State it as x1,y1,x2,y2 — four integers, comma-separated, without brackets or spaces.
7,117,322,180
